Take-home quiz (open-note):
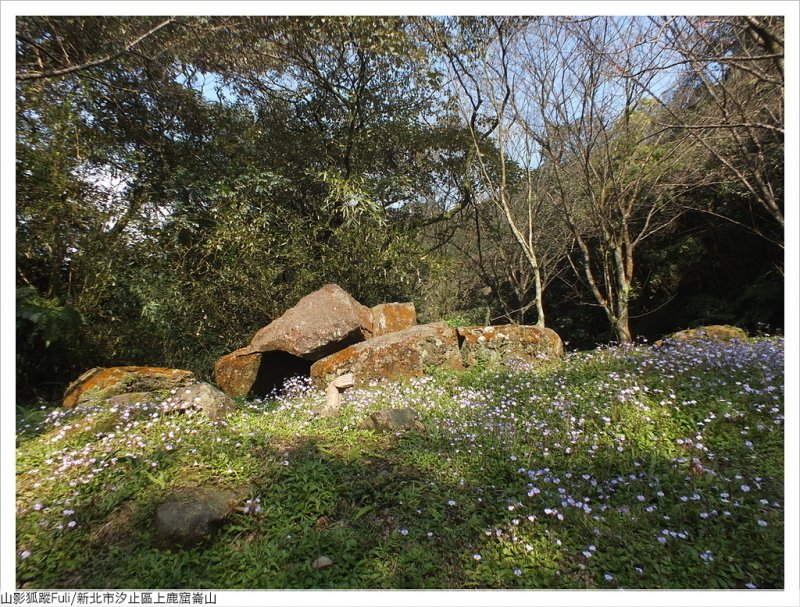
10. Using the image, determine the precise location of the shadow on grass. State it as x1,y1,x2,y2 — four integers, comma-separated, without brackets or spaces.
19,419,783,590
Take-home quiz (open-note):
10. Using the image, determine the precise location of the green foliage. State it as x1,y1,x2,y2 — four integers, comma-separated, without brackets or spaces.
16,287,82,349
443,315,474,328
13,15,783,400
16,287,84,402
15,16,455,398
633,206,784,339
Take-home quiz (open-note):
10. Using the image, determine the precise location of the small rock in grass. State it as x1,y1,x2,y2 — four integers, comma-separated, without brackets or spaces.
312,555,333,570
154,487,240,549
359,407,426,433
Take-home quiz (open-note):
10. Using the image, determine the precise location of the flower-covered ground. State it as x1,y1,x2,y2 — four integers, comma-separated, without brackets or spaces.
16,336,784,589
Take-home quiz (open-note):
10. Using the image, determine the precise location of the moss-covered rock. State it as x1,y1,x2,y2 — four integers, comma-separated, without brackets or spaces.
370,302,417,337
457,325,564,368
63,367,194,409
359,408,425,433
310,322,462,387
153,487,242,549
162,383,236,420
665,325,748,343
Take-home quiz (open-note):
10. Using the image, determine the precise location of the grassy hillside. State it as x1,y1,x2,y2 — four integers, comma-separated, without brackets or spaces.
15,336,784,589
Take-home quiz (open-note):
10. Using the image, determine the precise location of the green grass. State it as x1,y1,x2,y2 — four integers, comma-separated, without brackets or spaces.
15,337,784,589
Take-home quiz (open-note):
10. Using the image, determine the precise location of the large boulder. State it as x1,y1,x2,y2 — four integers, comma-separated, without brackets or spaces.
457,325,564,368
310,322,463,386
63,366,195,409
246,284,373,359
153,487,241,549
370,302,417,337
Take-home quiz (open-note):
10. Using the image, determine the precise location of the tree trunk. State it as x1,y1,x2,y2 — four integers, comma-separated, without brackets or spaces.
496,193,547,328
612,245,633,343
533,265,546,328
614,307,633,344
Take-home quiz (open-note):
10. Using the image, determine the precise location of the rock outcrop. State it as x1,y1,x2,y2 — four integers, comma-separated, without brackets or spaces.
215,284,373,397
457,325,564,368
63,366,195,409
310,322,463,386
214,285,569,397
68,287,569,406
